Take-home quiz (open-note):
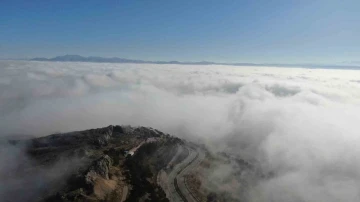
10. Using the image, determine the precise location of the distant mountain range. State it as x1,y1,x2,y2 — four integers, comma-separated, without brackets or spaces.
31,54,217,65
31,55,360,70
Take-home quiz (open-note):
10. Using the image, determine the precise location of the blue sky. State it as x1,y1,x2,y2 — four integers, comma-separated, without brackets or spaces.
1,0,359,64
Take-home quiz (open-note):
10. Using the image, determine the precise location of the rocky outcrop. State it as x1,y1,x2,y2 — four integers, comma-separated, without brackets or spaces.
92,125,124,146
92,125,114,146
15,125,179,202
85,155,113,185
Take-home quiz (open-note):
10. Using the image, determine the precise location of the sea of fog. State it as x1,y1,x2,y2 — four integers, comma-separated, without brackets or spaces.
1,60,360,202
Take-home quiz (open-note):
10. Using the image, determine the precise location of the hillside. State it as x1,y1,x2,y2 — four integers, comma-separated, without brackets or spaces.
3,125,256,202
3,125,185,202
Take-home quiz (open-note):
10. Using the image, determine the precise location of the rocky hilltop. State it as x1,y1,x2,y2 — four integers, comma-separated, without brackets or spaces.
3,125,256,202
4,125,186,202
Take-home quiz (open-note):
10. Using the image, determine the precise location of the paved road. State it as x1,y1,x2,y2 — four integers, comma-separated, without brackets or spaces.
158,143,206,202
176,146,206,202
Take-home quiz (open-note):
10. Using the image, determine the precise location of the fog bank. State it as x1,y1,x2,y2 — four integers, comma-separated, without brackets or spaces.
1,60,360,201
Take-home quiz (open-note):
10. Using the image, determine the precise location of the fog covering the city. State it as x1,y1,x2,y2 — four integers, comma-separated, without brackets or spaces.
1,60,360,201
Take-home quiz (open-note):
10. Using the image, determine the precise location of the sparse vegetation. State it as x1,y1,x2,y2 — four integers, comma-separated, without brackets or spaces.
13,125,184,202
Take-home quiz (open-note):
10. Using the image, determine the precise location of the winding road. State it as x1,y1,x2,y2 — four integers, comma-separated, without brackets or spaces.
158,143,206,202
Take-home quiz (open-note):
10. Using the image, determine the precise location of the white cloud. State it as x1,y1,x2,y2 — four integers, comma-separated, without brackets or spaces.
1,60,360,201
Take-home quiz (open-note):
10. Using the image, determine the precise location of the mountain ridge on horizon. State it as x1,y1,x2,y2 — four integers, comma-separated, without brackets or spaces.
30,54,360,70
31,54,217,65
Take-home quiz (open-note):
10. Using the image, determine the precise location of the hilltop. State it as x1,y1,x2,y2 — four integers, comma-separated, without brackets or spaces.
3,125,255,202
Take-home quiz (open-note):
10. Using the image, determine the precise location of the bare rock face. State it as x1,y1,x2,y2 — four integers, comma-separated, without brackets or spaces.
93,125,114,146
85,155,113,185
94,134,111,146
